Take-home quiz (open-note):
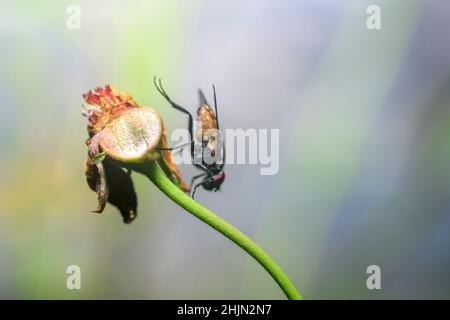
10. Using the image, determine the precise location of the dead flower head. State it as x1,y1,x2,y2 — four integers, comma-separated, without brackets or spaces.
82,85,188,223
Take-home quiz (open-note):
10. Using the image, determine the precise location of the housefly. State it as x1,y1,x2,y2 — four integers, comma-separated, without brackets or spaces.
154,78,225,198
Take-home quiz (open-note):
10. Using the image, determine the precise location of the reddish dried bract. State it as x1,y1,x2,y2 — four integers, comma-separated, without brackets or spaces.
82,85,140,136
159,128,190,192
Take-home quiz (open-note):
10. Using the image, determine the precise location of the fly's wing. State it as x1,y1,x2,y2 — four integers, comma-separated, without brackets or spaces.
198,89,209,107
197,88,224,164
197,86,224,168
195,89,209,146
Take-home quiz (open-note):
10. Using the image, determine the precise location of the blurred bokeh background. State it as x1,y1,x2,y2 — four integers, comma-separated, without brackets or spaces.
1,0,450,299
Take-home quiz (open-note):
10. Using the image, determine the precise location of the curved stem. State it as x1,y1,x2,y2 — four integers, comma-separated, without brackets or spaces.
139,161,302,300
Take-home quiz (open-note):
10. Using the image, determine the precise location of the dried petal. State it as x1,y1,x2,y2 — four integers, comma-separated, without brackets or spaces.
85,155,138,223
103,159,138,224
85,157,109,214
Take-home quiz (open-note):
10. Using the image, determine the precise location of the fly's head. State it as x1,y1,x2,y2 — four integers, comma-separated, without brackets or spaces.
203,170,225,191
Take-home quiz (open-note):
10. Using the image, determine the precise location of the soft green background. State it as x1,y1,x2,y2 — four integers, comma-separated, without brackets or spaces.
1,0,450,299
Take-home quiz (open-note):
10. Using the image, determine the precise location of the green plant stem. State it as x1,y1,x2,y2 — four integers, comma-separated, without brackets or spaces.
138,160,302,300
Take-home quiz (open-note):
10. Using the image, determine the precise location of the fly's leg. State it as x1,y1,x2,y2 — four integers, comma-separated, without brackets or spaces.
157,140,192,152
198,163,215,176
154,77,195,157
190,173,206,190
191,176,214,199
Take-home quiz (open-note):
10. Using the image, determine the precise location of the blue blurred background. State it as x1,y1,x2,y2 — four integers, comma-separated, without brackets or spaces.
1,0,450,299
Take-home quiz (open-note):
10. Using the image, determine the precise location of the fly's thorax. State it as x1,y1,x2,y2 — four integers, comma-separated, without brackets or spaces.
196,128,225,166
204,129,219,154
